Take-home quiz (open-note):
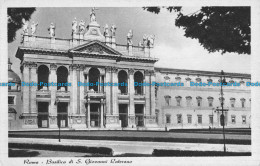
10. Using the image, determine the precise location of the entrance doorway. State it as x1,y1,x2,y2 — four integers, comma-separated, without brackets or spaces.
119,104,128,127
90,103,101,127
135,104,144,127
57,102,68,128
38,102,49,128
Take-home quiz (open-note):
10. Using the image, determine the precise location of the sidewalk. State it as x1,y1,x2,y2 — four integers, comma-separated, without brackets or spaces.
9,138,251,155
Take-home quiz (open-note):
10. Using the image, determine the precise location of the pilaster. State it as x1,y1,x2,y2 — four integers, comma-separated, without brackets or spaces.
128,68,136,127
144,70,151,115
22,63,30,114
49,63,58,128
30,63,37,113
111,67,118,115
105,66,111,115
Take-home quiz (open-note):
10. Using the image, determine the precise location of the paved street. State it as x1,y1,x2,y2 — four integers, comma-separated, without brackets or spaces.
9,130,251,145
9,137,251,156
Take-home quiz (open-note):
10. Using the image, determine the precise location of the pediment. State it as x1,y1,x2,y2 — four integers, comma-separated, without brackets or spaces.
69,41,122,55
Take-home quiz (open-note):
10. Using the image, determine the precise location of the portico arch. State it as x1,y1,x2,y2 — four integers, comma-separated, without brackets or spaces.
118,70,128,94
37,65,49,90
134,71,144,95
89,67,100,92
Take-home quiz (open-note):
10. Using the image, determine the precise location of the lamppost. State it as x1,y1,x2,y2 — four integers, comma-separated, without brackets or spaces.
215,70,228,154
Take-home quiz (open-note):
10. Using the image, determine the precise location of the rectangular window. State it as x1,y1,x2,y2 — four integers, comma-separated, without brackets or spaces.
198,115,202,124
186,100,191,107
198,102,201,107
242,102,245,108
209,115,213,124
242,116,246,124
231,103,234,108
177,114,182,124
177,100,181,106
166,115,171,124
209,102,213,107
187,115,192,124
231,115,236,124
8,96,15,105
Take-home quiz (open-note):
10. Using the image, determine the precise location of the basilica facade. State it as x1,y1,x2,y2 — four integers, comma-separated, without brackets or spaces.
9,10,251,130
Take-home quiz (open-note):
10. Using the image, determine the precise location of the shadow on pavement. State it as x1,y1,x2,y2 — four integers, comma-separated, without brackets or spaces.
9,149,40,157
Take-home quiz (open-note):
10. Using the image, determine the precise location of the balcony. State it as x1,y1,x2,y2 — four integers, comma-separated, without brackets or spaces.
118,93,130,100
36,88,51,100
85,90,105,99
56,89,70,99
134,93,145,100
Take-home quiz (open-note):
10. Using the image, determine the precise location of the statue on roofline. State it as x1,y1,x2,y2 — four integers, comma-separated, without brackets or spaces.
90,7,98,22
110,24,117,37
143,34,148,46
31,21,38,35
103,24,109,36
22,19,29,34
48,22,55,38
147,35,155,47
72,17,78,34
79,20,85,34
127,29,133,45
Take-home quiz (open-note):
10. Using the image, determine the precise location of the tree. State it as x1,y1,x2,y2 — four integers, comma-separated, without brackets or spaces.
8,8,36,43
143,7,250,55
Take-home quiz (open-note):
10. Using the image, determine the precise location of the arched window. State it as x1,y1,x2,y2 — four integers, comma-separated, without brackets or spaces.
89,67,100,92
38,65,49,90
57,66,68,91
118,70,128,94
134,71,143,95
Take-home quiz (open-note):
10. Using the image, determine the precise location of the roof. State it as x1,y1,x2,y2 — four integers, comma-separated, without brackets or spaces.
8,107,17,114
155,67,251,79
8,69,21,83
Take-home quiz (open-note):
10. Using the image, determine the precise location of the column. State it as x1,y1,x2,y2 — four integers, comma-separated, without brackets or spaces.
87,101,90,128
84,67,90,92
49,63,58,128
144,70,151,115
30,63,37,113
100,99,104,128
150,70,156,116
77,68,80,114
128,69,136,127
22,63,30,114
111,67,118,115
79,65,85,115
68,65,73,126
105,67,111,115
72,65,78,114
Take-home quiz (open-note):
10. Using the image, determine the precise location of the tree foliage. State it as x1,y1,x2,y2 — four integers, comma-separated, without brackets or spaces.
143,7,250,55
8,8,36,43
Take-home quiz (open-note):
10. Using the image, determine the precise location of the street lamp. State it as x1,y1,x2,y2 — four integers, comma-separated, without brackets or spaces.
216,70,228,154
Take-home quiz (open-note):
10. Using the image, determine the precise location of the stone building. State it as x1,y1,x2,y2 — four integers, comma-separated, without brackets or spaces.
155,68,251,129
8,58,22,130
11,9,251,130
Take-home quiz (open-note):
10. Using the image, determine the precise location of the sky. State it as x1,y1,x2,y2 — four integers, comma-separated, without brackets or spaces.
8,7,251,77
